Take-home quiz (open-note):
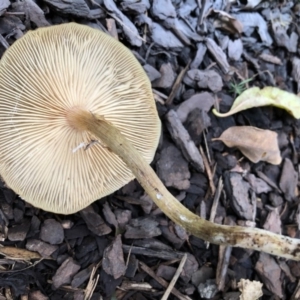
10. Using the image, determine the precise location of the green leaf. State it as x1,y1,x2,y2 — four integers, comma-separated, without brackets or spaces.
213,86,300,118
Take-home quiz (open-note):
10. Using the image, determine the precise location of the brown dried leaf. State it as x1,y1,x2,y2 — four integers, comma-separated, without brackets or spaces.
212,126,282,165
213,10,243,35
259,53,282,65
0,246,41,260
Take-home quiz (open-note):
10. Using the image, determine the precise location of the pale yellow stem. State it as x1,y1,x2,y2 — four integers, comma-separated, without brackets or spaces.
70,109,300,260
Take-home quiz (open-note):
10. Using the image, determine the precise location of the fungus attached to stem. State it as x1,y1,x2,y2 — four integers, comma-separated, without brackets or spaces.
0,23,300,260
68,109,300,260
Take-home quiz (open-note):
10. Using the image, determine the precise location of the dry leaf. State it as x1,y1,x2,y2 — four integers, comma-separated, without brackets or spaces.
213,86,300,118
212,126,282,165
238,279,263,300
213,10,243,35
0,246,41,260
259,53,282,65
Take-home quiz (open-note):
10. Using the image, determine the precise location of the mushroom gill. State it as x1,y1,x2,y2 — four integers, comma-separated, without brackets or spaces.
0,23,161,213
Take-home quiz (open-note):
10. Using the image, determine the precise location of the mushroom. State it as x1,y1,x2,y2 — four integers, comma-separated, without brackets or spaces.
0,23,300,260
0,23,161,214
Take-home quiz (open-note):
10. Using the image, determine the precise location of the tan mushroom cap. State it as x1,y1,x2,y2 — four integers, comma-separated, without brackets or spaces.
0,23,161,214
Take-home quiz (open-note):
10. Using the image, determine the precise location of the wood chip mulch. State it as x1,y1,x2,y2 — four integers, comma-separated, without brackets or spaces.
0,0,300,299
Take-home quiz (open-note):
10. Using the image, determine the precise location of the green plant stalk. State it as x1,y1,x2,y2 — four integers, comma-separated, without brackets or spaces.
70,109,300,260
230,77,253,96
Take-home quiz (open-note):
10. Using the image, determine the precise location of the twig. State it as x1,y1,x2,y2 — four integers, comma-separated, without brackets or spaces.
119,281,157,292
0,34,9,49
152,88,168,99
206,178,223,248
216,245,232,291
123,245,185,261
0,258,44,273
203,130,211,164
166,60,191,106
106,18,119,40
200,146,215,195
145,42,155,62
256,170,282,194
152,88,168,105
125,245,132,268
291,279,300,300
161,254,188,300
139,261,192,300
143,11,148,42
210,177,223,224
84,262,101,300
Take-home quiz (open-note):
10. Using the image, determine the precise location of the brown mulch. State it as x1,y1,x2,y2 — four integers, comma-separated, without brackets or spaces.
0,0,300,299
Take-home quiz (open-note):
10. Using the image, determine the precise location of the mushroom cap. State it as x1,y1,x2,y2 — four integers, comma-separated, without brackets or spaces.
0,23,161,214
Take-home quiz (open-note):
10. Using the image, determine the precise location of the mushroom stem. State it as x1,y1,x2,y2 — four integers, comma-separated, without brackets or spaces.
74,109,300,260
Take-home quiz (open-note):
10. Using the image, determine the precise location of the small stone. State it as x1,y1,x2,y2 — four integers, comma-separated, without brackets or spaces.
184,109,211,145
26,239,58,257
40,219,64,245
166,109,204,172
182,254,199,283
263,209,281,234
228,38,243,61
246,174,272,194
139,193,154,214
61,220,74,229
156,265,176,281
13,208,24,223
152,63,176,89
255,253,283,298
43,0,90,18
176,92,215,123
156,144,190,190
279,158,298,201
198,279,218,299
102,235,126,279
151,22,184,49
190,43,207,69
226,172,255,221
215,153,237,170
125,255,138,278
174,223,188,240
184,69,223,93
80,206,112,236
71,265,93,288
160,225,184,249
115,209,132,229
29,290,48,300
125,217,161,239
8,220,30,241
269,193,283,207
143,64,161,82
192,266,214,286
52,257,81,289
